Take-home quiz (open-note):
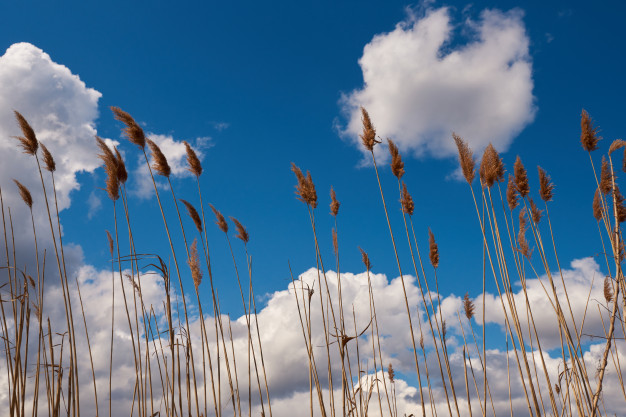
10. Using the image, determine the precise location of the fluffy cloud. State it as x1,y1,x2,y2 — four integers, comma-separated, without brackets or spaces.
340,7,535,161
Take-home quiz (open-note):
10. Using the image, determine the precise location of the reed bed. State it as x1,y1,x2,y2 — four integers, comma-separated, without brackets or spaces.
0,106,624,417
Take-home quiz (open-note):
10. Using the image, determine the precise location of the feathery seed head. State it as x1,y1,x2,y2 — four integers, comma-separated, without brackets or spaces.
453,133,475,184
388,139,405,179
330,187,340,216
538,167,554,202
593,189,603,221
96,137,120,201
463,293,475,320
147,139,171,177
114,147,128,184
183,141,202,177
613,186,626,223
13,111,38,155
428,228,439,269
209,204,228,233
479,143,499,188
13,180,32,208
580,110,600,152
507,175,519,210
332,228,338,256
514,156,529,197
442,320,448,339
359,107,379,151
388,364,395,383
518,211,532,259
359,247,371,271
105,230,114,256
600,157,612,194
111,106,146,149
609,139,626,155
40,142,56,172
401,182,414,216
180,199,203,233
230,217,249,244
603,276,613,304
188,239,203,290
529,198,543,224
291,163,317,208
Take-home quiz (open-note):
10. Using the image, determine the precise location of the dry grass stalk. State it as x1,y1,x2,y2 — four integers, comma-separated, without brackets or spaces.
453,133,475,184
593,189,603,221
332,228,338,256
13,180,33,208
183,141,202,177
330,187,340,216
209,204,228,233
388,139,404,179
359,247,371,271
147,139,171,177
580,109,600,152
111,107,146,149
14,111,39,155
180,199,203,233
529,198,543,224
600,157,612,194
230,216,249,244
114,147,128,184
105,230,114,256
40,142,56,172
479,143,499,188
538,167,554,202
463,293,475,320
514,156,530,197
400,182,414,216
603,276,613,303
507,174,519,210
359,107,379,151
290,163,317,208
428,228,439,269
96,137,120,201
188,239,203,290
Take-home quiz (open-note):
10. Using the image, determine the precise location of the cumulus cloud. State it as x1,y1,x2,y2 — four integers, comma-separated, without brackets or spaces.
340,7,535,161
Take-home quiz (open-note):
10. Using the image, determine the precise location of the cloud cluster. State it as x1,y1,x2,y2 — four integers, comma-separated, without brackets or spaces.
340,7,536,161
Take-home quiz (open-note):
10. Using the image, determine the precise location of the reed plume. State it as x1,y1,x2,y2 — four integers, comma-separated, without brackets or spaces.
359,247,371,271
529,198,543,224
613,186,626,223
453,133,475,184
463,293,475,320
538,167,554,202
13,179,33,208
105,230,114,256
400,182,414,216
96,137,120,201
40,142,56,172
580,109,600,152
209,204,228,233
387,364,395,383
330,187,340,216
111,106,146,149
290,163,317,208
147,139,171,177
230,216,249,244
600,157,612,194
388,139,404,179
183,141,202,177
114,147,128,184
188,239,203,290
359,107,379,151
507,174,519,210
603,276,613,303
14,111,39,155
514,156,529,197
428,228,439,269
608,138,626,155
593,189,603,221
180,199,203,233
332,228,338,256
479,143,498,187
518,211,531,259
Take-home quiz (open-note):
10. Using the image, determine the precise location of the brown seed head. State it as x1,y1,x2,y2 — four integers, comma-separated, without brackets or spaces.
359,107,379,152
188,239,203,290
111,106,146,149
453,133,475,184
40,142,56,172
401,182,414,216
330,187,340,216
428,228,439,269
529,198,543,224
105,230,114,256
479,143,499,188
388,139,404,179
538,167,554,202
593,189,603,221
609,139,626,155
114,147,128,184
441,320,447,339
230,217,249,244
603,276,613,304
13,111,38,155
180,199,203,233
517,211,532,259
514,156,529,198
290,163,317,208
183,141,202,177
332,228,338,256
13,180,33,208
387,364,395,383
613,186,626,223
147,139,171,177
555,384,561,395
419,334,424,350
96,137,120,201
209,204,228,233
580,110,600,152
506,174,519,211
359,247,371,271
463,292,475,320
600,157,612,195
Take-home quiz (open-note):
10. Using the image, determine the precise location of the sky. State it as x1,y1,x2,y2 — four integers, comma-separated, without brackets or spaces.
1,0,626,415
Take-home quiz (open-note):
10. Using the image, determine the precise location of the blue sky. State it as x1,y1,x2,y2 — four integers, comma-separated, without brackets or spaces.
1,0,625,314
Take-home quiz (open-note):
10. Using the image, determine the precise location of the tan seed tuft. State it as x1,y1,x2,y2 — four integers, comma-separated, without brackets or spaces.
463,293,475,320
388,139,405,179
330,187,340,216
580,110,600,152
529,198,543,224
593,189,603,221
359,247,371,271
111,107,146,149
428,228,439,269
453,133,475,184
538,167,554,202
13,180,33,208
359,107,380,151
229,216,249,244
507,175,519,210
209,204,228,233
609,139,626,155
114,147,128,184
13,111,39,155
40,142,56,172
401,182,414,216
180,199,203,233
105,230,114,256
514,156,529,198
188,239,203,290
603,276,613,304
147,139,171,177
479,143,499,188
290,163,317,208
613,186,626,223
600,157,612,194
96,137,120,201
183,141,202,177
388,364,395,383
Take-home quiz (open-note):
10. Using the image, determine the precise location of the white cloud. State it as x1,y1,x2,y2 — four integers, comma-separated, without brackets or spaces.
87,190,102,219
340,7,535,162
